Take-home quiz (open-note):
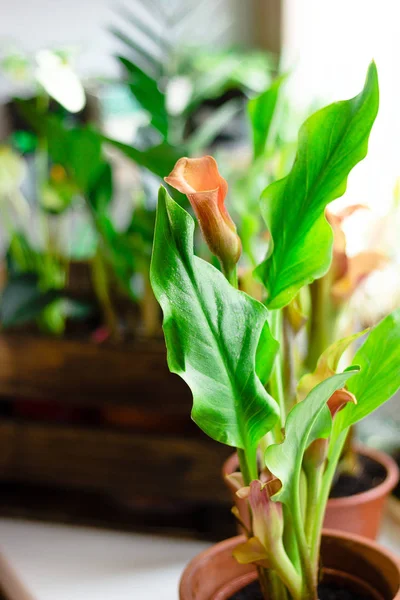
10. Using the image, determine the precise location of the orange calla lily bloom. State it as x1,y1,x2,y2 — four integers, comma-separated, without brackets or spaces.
165,156,241,276
326,206,387,302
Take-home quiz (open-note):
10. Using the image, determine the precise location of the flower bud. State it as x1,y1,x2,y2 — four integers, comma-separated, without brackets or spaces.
327,388,357,418
165,157,241,275
233,480,283,568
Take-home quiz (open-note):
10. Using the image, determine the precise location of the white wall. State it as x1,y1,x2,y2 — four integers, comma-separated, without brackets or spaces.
282,0,400,214
0,0,251,98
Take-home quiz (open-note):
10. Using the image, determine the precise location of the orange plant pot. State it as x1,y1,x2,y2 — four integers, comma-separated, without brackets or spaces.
179,531,400,600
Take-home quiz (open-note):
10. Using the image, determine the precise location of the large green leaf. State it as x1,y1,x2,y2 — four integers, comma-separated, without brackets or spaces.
118,56,168,138
265,368,359,506
255,62,379,309
248,75,285,160
151,187,279,449
336,309,400,430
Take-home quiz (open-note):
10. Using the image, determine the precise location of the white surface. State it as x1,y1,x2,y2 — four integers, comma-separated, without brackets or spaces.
282,0,400,214
0,519,208,600
0,517,399,600
0,0,250,98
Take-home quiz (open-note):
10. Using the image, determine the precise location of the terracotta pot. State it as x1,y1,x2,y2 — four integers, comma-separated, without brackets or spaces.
222,444,399,540
179,530,400,600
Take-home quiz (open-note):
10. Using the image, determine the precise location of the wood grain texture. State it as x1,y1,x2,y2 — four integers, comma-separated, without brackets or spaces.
0,421,231,504
0,334,190,412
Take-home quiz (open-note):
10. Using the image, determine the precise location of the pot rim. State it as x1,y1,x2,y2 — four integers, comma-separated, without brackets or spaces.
327,443,399,507
180,530,400,600
223,443,399,507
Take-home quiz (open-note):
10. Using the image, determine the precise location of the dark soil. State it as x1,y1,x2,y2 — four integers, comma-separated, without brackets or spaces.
329,454,386,499
229,580,374,600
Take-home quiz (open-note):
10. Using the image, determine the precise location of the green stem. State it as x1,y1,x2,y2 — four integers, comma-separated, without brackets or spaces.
269,540,303,600
282,308,297,414
283,504,301,572
291,473,317,599
237,448,252,486
306,273,336,371
310,428,348,571
258,566,288,600
91,250,120,340
223,264,238,288
305,466,323,546
270,309,286,426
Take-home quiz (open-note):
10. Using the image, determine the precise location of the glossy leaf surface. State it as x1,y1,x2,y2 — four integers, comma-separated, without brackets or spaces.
336,309,400,429
151,187,279,449
248,75,285,160
255,63,379,309
265,369,359,506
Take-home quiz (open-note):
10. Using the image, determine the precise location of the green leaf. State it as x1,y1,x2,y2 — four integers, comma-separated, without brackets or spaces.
0,273,61,327
265,368,359,506
255,62,379,309
336,309,400,430
118,56,168,138
151,187,279,449
248,75,285,160
256,319,280,386
104,137,182,180
297,329,368,401
16,102,107,194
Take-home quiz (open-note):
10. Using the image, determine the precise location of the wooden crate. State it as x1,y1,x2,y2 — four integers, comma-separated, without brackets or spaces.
0,334,235,539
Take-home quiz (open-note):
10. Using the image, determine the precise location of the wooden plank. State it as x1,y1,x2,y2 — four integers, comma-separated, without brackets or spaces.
0,334,191,411
0,421,231,504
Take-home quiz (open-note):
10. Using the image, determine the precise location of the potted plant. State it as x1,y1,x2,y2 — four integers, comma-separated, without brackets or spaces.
151,62,400,599
216,74,398,540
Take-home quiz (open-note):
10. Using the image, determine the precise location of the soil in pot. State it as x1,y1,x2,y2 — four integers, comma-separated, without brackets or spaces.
228,580,377,600
330,454,386,498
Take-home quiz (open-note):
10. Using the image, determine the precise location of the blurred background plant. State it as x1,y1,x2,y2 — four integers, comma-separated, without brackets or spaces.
0,0,290,340
0,0,398,350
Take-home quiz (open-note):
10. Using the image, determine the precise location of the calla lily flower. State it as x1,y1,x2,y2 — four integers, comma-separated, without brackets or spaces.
233,480,283,568
299,335,359,469
326,206,386,302
165,157,241,277
233,480,302,598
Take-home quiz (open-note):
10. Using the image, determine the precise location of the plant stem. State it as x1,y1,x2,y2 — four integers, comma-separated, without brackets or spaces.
223,264,238,288
269,540,303,600
91,249,120,340
258,566,288,600
282,307,297,413
237,448,252,486
310,428,348,571
306,273,336,371
304,466,323,546
282,504,301,572
270,309,286,426
291,474,317,599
